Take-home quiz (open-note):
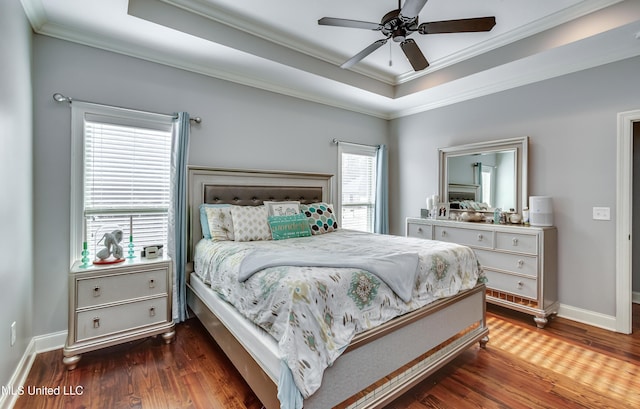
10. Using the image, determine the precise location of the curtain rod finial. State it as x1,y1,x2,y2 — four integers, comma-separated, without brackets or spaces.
53,93,70,103
190,116,202,124
332,138,339,144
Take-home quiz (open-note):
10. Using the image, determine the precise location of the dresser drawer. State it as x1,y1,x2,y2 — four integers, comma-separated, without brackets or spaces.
77,268,168,308
495,232,538,254
485,270,537,300
475,249,538,278
407,222,432,239
434,226,493,249
75,297,168,342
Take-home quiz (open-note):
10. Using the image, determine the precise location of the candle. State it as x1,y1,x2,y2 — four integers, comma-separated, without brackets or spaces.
83,216,87,243
129,215,133,239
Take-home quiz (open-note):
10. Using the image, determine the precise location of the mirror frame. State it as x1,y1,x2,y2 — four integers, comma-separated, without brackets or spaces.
438,136,529,213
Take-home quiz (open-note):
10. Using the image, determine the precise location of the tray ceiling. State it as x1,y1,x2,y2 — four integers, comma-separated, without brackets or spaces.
21,0,640,118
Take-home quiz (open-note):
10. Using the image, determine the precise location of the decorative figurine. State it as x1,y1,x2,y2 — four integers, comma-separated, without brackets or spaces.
95,229,124,261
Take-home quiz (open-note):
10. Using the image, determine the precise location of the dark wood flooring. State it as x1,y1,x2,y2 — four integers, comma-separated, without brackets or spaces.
14,304,640,409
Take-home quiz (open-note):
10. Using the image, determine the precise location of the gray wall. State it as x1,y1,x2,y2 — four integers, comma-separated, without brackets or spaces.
32,35,388,336
390,55,640,316
0,0,34,389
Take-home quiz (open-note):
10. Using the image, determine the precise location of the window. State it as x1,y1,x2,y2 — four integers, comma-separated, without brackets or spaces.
71,103,173,262
338,144,377,232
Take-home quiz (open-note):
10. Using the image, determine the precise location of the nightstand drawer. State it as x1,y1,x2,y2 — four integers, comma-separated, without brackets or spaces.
475,249,538,278
484,270,537,300
495,232,538,254
75,297,168,342
77,268,167,308
435,226,493,249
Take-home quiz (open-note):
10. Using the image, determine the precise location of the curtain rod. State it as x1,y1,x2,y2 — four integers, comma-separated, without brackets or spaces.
52,93,202,124
332,138,380,148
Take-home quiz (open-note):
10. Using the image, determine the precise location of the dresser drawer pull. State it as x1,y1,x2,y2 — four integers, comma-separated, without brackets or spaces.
149,307,156,317
441,230,447,237
517,259,524,268
93,286,101,297
477,234,484,241
512,238,519,246
93,317,100,329
517,281,524,289
417,227,423,233
149,279,155,288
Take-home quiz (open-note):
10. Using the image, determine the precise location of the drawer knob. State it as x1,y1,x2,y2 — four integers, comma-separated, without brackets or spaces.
93,286,101,297
517,259,524,268
149,307,156,317
149,279,155,288
417,227,423,233
517,281,524,289
93,317,100,329
441,230,447,237
512,238,519,246
477,234,483,241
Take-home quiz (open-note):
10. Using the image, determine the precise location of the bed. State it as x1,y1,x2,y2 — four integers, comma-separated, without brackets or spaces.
186,167,489,409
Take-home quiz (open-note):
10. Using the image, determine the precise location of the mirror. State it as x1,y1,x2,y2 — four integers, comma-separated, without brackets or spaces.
439,137,528,214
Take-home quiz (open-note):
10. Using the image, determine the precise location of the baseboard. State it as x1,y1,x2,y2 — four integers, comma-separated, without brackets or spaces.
34,330,66,353
0,339,37,409
557,303,617,332
0,331,66,409
633,291,640,304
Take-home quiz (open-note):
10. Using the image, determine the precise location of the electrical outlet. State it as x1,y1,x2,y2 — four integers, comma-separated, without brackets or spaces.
10,321,16,346
593,207,611,220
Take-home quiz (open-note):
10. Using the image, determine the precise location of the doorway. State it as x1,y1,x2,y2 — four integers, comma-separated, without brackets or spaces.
617,109,640,334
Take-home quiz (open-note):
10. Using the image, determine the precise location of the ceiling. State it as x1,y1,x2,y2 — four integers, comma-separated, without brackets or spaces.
21,0,640,119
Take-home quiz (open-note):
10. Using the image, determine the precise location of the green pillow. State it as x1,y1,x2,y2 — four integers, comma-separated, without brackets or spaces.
268,214,312,240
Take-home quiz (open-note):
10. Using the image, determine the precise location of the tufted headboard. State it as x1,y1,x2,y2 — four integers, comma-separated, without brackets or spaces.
187,167,334,263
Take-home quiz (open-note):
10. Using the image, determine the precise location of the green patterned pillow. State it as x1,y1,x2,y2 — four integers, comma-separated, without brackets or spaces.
268,214,312,240
300,202,338,235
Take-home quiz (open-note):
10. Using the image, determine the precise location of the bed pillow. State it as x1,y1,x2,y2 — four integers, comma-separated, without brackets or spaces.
268,214,312,240
204,205,235,241
300,202,338,235
263,200,301,217
231,205,272,242
199,203,231,239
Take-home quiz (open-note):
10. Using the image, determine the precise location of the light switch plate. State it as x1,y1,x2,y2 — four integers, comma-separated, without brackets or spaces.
593,207,611,220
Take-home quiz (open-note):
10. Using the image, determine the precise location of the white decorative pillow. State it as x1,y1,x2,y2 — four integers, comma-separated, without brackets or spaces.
205,206,235,241
263,201,301,217
231,205,271,242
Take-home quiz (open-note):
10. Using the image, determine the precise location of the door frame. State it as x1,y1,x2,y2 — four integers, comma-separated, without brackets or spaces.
616,109,640,334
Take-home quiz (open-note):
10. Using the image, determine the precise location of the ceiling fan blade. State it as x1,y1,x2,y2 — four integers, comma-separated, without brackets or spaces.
418,17,496,34
318,17,382,31
341,39,387,69
400,0,429,20
400,38,429,71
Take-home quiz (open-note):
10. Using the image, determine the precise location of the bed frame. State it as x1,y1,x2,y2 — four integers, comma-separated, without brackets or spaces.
186,166,489,409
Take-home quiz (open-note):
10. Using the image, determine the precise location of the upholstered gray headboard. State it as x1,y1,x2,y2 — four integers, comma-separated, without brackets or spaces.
187,167,334,263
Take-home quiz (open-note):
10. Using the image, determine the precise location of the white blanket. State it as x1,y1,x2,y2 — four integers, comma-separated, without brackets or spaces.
239,249,419,302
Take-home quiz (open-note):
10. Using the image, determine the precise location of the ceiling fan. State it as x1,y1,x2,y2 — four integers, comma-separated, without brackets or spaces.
318,0,496,71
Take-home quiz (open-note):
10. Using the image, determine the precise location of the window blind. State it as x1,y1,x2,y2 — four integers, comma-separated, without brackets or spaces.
83,118,172,258
340,151,377,232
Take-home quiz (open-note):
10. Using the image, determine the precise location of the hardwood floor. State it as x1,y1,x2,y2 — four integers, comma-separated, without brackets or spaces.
14,304,640,409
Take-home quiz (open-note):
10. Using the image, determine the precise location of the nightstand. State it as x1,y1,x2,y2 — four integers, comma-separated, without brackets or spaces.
63,256,175,370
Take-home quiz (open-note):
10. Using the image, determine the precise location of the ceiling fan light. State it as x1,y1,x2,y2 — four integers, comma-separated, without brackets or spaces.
392,28,405,42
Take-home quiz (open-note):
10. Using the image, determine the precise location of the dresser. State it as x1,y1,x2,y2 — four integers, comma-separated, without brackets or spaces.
407,217,558,328
63,257,175,369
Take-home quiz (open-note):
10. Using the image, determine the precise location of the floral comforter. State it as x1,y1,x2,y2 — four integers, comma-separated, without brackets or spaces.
194,229,482,400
